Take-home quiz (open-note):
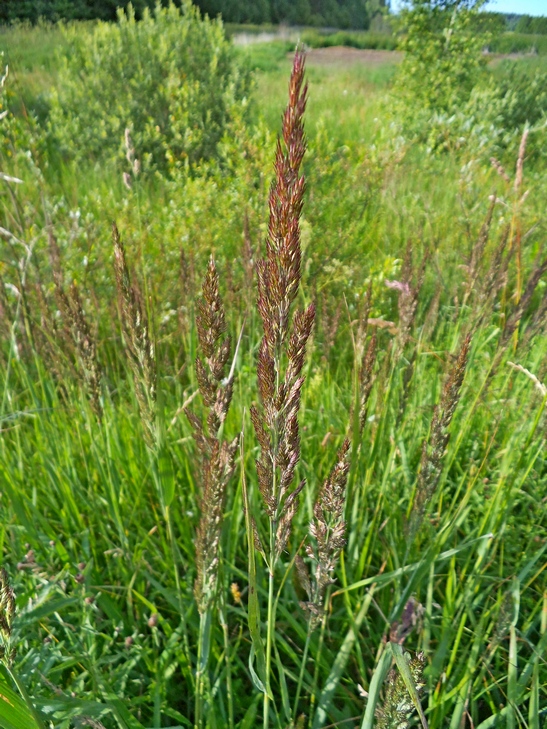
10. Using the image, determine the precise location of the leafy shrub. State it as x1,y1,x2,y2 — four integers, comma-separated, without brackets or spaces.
390,0,547,161
301,28,398,50
48,1,253,175
491,61,547,131
393,0,488,116
488,32,547,56
400,60,547,160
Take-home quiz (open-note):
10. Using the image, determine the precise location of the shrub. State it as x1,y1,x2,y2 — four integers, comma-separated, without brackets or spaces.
400,60,547,160
301,29,398,50
48,1,253,176
488,31,547,56
393,0,488,116
390,0,547,160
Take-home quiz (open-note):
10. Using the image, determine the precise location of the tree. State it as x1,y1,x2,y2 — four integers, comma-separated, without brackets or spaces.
394,0,488,114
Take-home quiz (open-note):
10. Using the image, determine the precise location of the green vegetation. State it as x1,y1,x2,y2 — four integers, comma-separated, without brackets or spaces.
48,3,251,175
0,2,546,729
392,0,547,159
0,0,388,29
301,28,397,50
489,32,547,56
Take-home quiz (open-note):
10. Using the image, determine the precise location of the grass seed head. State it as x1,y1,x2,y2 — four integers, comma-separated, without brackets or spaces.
112,223,157,446
49,232,102,417
411,333,471,528
253,50,314,553
304,439,351,625
188,258,238,614
376,651,425,729
0,568,15,665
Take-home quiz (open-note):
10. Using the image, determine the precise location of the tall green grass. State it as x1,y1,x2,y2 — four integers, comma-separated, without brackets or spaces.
0,18,546,729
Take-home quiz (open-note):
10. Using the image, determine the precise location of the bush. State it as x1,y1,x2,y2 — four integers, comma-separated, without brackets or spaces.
301,28,398,50
48,1,252,176
393,0,488,116
396,56,547,160
389,0,547,161
488,32,547,56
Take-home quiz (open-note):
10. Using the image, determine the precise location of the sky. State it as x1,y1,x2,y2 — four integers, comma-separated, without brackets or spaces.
391,0,546,14
484,0,546,14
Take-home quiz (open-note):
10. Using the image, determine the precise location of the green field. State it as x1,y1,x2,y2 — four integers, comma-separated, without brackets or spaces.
0,7,546,729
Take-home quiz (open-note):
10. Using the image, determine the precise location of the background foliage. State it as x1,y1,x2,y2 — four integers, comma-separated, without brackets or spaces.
47,2,252,175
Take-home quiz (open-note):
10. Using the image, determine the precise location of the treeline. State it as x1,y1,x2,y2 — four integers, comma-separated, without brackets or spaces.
0,0,386,28
1,1,545,34
477,12,547,35
513,14,547,34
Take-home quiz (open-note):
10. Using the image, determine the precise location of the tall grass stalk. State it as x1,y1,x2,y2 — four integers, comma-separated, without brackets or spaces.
250,48,312,728
187,258,238,727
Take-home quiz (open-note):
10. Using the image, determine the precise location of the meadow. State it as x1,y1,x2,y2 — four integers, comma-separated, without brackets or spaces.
0,5,546,729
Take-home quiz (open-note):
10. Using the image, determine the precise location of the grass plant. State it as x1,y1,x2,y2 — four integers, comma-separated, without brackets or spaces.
0,13,545,729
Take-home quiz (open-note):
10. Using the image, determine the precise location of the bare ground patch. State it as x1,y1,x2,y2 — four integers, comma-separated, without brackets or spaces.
301,47,403,65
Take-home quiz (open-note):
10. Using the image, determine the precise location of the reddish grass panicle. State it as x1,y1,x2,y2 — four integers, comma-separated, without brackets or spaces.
186,258,238,729
49,232,102,417
411,334,471,531
301,438,351,625
187,257,238,614
112,223,157,447
249,48,315,726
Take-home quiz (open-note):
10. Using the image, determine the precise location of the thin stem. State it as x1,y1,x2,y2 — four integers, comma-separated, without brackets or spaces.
166,506,192,689
292,618,313,722
195,609,211,729
219,598,235,729
264,346,282,729
264,542,276,728
309,607,328,722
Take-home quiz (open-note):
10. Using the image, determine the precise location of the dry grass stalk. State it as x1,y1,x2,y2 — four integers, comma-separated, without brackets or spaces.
514,128,529,195
359,332,377,432
251,48,313,561
501,252,547,347
422,286,442,342
65,282,102,417
186,258,238,614
112,223,156,446
123,127,140,190
507,362,547,398
320,295,342,361
299,439,351,626
387,241,428,356
411,334,471,527
490,157,510,184
464,195,496,305
476,225,511,316
32,283,76,396
376,651,425,729
524,290,547,345
49,233,102,416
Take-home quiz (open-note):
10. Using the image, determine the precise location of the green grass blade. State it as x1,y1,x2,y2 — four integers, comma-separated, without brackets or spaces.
390,643,428,729
360,647,392,729
241,438,269,699
312,588,374,729
0,666,44,729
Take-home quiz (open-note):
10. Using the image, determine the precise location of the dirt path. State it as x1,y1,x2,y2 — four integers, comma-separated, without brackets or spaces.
303,47,403,65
